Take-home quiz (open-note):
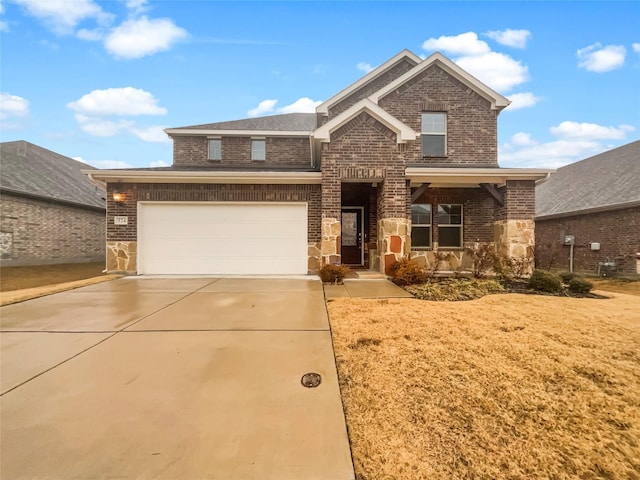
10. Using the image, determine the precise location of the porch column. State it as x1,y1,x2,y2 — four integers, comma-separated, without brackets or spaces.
321,168,341,265
377,177,410,274
494,180,535,270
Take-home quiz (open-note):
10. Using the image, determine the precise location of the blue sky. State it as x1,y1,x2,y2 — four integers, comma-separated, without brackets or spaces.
1,0,638,169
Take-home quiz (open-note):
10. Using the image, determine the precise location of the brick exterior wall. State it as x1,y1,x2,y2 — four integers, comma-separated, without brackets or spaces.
321,112,406,219
497,180,536,220
172,136,311,167
327,58,417,119
106,183,321,243
378,64,499,167
0,192,105,266
535,206,640,275
412,187,497,248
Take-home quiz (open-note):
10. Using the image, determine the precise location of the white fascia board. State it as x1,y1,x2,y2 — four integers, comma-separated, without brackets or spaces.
370,52,511,110
82,169,322,185
164,129,312,137
316,49,422,115
406,167,554,187
314,99,416,143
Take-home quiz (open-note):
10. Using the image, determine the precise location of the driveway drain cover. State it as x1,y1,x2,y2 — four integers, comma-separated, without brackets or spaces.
301,372,322,388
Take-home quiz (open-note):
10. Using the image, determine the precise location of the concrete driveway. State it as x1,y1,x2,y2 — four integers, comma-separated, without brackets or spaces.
0,277,354,480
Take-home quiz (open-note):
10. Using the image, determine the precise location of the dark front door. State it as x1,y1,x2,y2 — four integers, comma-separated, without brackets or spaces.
341,208,363,265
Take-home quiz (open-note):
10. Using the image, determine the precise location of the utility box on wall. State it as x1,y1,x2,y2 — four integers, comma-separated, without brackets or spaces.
564,235,575,245
590,242,601,251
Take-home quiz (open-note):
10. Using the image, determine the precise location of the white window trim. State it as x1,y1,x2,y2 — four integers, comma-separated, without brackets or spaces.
437,203,463,248
251,139,266,161
411,203,432,249
421,112,447,157
208,138,221,161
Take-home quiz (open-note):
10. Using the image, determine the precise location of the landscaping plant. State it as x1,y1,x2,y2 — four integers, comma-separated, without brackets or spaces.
319,264,350,284
527,269,562,293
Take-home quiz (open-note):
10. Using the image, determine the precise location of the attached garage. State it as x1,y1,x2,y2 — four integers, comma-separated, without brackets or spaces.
138,202,308,275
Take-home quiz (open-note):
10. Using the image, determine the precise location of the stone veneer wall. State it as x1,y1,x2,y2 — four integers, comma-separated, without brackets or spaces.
379,218,410,274
106,241,136,273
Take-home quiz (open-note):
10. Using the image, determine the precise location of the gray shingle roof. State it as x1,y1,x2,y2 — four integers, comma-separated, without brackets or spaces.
536,140,640,218
172,112,317,131
0,140,106,210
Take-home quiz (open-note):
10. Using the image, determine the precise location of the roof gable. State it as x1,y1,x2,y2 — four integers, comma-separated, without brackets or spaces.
536,140,640,218
369,52,510,111
0,140,106,209
314,99,416,144
316,49,421,115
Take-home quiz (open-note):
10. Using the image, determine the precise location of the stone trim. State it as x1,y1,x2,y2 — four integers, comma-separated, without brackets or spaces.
106,241,137,274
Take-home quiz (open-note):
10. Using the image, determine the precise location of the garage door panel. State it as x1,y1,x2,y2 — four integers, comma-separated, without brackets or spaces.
139,203,307,275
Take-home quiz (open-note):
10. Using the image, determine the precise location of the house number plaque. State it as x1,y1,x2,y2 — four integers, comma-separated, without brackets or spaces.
114,216,128,225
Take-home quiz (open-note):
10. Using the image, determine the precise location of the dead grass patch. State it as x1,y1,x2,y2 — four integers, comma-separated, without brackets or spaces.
328,293,640,479
0,262,105,292
590,277,640,296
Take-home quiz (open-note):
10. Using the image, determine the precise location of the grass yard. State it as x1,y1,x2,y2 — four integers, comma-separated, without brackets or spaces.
0,262,105,292
327,292,640,479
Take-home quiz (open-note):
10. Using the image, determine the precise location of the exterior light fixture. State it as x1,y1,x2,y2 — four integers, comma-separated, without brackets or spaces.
112,190,125,203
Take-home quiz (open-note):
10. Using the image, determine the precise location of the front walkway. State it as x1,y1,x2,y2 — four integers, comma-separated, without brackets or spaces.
324,278,413,299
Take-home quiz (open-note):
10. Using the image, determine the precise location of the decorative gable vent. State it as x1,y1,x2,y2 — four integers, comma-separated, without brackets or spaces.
421,101,449,111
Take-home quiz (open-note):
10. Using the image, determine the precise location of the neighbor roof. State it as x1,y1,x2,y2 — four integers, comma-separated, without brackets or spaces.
535,140,640,219
0,140,106,210
167,112,317,133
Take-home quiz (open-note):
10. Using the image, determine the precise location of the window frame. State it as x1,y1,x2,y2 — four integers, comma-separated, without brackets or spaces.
437,203,463,248
251,138,266,161
421,112,447,157
410,203,432,249
208,138,222,161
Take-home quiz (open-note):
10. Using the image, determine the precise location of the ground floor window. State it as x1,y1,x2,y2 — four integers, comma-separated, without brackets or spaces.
411,204,432,247
437,204,462,247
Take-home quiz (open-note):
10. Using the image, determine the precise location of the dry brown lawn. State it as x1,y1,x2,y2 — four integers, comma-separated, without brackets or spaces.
328,292,640,479
591,278,640,296
0,262,105,292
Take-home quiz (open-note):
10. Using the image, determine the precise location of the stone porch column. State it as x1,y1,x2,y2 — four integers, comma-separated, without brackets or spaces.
378,218,410,275
321,218,341,265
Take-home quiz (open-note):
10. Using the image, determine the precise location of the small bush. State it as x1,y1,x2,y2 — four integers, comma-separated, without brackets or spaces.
568,276,593,294
319,264,350,284
559,271,578,283
391,258,428,286
465,243,497,278
527,270,562,293
406,279,505,301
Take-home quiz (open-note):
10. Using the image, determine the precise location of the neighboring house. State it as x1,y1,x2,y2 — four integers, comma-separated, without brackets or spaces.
0,140,106,266
86,50,551,276
535,140,640,276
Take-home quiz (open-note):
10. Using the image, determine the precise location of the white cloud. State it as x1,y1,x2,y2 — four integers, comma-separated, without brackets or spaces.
357,62,374,73
74,114,134,136
0,92,30,120
149,159,169,168
104,16,187,59
422,32,490,56
422,31,530,94
504,92,541,111
277,97,321,114
125,0,149,15
67,87,167,116
88,159,132,169
130,125,171,143
13,0,113,34
248,99,277,117
499,122,636,168
455,52,529,92
632,43,640,54
577,43,626,72
485,29,531,48
76,28,103,41
550,121,633,140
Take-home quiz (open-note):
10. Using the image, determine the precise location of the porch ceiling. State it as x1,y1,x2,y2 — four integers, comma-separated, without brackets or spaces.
406,167,554,188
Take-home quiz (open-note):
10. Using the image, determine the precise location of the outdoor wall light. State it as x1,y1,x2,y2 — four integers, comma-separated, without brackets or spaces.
112,191,125,203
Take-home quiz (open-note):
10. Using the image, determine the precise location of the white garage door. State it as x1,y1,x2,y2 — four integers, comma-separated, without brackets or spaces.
138,203,308,275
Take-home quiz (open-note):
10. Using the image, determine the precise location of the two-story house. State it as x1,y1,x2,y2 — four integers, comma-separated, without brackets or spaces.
86,50,552,275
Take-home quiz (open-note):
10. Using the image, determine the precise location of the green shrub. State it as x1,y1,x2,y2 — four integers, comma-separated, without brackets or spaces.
527,270,562,293
391,258,428,286
568,276,593,294
559,271,577,283
319,264,350,284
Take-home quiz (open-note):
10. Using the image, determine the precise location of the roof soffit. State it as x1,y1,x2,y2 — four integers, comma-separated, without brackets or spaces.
316,49,421,115
314,99,417,143
369,52,511,110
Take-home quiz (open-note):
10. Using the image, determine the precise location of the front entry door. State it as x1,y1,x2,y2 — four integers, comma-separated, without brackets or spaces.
341,208,363,265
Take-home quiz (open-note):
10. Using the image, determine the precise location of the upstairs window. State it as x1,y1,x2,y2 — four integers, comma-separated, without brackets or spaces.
411,204,432,248
251,139,266,161
208,139,221,161
437,204,462,247
421,112,446,156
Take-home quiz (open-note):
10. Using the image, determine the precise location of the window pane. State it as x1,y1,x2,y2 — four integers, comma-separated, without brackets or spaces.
252,140,265,161
411,204,431,225
208,139,221,160
437,204,462,225
421,113,446,133
411,226,431,247
439,226,462,247
422,135,445,156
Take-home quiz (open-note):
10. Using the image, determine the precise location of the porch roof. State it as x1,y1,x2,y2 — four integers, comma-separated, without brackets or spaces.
406,167,554,188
